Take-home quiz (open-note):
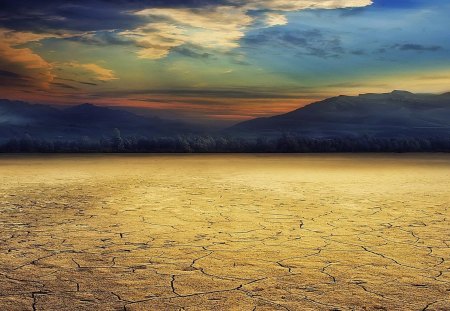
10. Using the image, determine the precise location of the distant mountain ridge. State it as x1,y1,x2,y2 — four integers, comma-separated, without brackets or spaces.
230,91,450,138
2,91,450,142
0,99,199,141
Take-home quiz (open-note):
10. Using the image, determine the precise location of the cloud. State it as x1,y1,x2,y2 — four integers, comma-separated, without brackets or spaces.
0,28,92,93
68,31,135,47
393,43,443,52
0,0,372,30
0,1,373,61
244,28,344,58
78,63,117,81
173,46,212,59
119,22,188,59
144,88,303,99
0,69,22,78
0,28,55,89
50,82,80,90
416,74,450,80
0,1,145,33
241,0,372,11
121,6,252,59
0,25,116,95
65,62,118,81
119,1,371,59
56,77,98,86
265,13,288,26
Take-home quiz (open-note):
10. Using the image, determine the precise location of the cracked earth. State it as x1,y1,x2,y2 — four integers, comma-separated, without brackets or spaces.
0,154,449,310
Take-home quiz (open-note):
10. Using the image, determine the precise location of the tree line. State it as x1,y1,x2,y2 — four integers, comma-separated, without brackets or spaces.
1,130,450,153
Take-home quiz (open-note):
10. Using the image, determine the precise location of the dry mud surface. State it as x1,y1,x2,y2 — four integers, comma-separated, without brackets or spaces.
0,155,449,311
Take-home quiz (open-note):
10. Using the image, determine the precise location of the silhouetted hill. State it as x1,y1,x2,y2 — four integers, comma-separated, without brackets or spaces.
2,91,450,145
0,100,199,140
230,91,450,138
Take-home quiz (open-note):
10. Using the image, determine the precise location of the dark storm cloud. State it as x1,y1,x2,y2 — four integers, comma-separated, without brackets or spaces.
0,70,36,90
67,32,135,46
373,43,443,55
0,70,34,87
172,47,212,59
170,43,215,60
56,77,98,86
50,82,80,90
326,82,389,88
393,43,443,52
244,28,344,59
0,2,136,32
0,0,232,32
98,87,310,100
350,49,366,55
0,69,22,78
79,81,99,86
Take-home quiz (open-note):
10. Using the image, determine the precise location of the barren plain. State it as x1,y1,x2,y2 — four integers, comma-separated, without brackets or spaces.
0,155,449,310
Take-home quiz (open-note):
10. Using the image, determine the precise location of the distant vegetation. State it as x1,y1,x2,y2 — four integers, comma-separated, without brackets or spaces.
1,130,450,153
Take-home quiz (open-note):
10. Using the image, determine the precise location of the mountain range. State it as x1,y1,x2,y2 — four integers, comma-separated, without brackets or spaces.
1,90,449,141
0,100,200,141
231,91,450,138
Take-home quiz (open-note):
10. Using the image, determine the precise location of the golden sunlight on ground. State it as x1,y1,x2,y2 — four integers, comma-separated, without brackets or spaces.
0,155,449,310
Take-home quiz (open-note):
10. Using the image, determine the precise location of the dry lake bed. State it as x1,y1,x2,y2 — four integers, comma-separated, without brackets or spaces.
0,154,449,311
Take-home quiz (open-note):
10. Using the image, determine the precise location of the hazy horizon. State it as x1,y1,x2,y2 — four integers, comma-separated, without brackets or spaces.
2,89,449,128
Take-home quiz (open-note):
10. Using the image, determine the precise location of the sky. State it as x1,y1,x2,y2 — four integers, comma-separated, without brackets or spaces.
0,0,449,124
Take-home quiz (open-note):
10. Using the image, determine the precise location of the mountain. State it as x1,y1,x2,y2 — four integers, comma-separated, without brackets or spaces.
230,91,450,138
0,100,199,141
3,91,450,143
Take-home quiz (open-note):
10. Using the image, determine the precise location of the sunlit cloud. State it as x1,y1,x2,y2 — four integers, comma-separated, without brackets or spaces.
120,23,185,59
0,29,55,88
122,1,372,59
63,62,118,81
76,63,118,81
242,0,372,11
122,6,252,59
265,13,288,26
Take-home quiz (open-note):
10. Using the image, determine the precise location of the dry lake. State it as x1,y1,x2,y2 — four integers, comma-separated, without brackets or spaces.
0,155,449,310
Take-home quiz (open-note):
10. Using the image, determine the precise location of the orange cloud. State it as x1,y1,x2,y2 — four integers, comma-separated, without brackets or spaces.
59,62,118,82
76,63,118,81
0,29,54,88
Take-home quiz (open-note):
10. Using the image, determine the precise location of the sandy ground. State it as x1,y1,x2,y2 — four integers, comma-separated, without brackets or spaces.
0,154,449,311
